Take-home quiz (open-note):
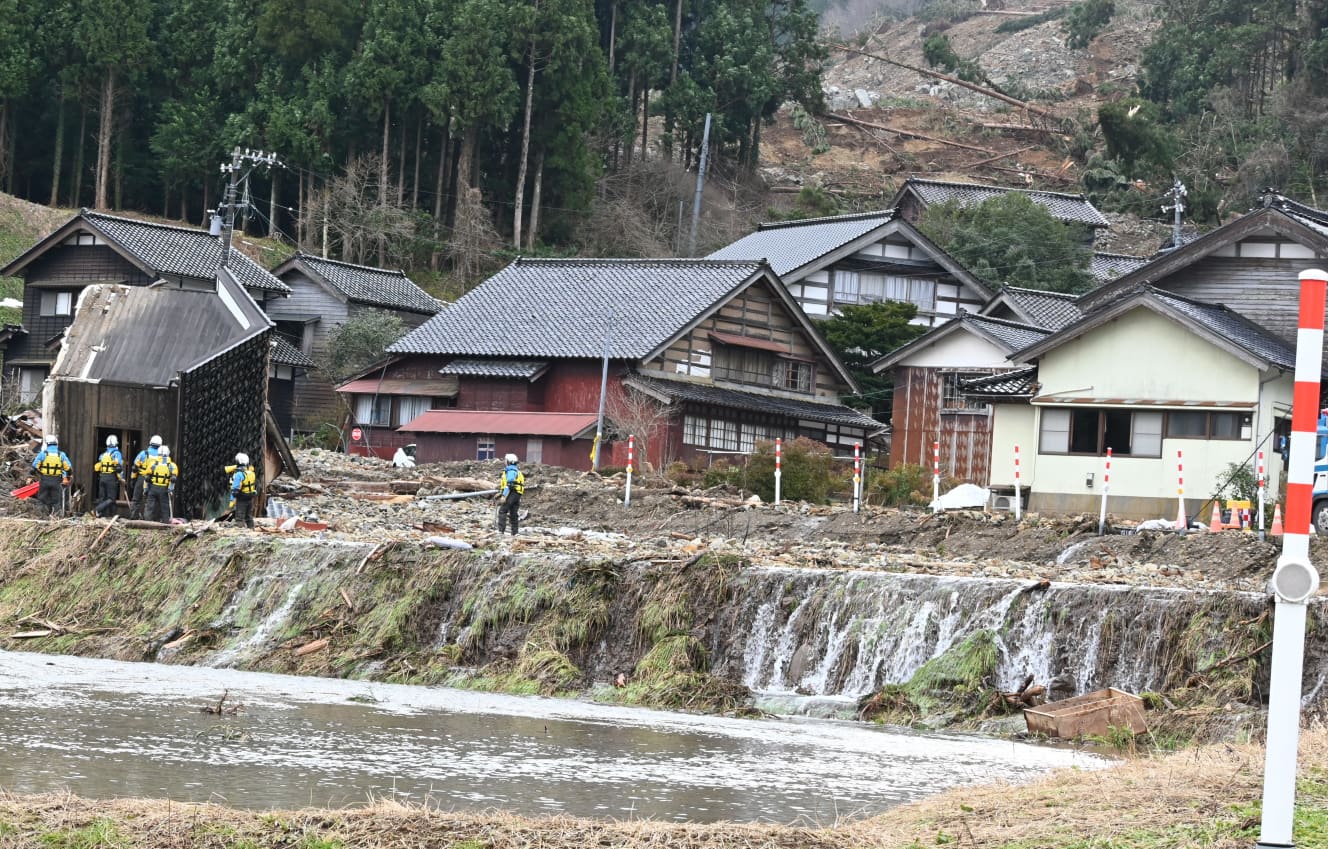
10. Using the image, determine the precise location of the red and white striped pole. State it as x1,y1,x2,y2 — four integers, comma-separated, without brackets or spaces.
1175,449,1186,533
1258,450,1266,541
1013,444,1021,521
624,435,635,508
1098,447,1112,535
852,442,862,513
1257,268,1326,849
774,438,783,505
932,440,940,513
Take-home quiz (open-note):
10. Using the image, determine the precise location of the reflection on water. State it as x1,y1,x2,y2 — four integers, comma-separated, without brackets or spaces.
0,652,1103,823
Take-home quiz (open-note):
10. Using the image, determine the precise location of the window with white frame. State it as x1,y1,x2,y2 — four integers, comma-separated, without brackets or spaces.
833,271,860,304
1039,407,1162,457
477,437,496,460
740,424,771,452
39,290,73,317
354,394,391,426
774,359,813,393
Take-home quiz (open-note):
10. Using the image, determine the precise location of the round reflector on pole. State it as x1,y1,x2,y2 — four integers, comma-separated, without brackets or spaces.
1271,556,1320,603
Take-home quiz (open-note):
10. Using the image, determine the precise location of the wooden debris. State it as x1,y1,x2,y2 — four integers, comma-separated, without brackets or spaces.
294,637,330,657
10,630,54,639
826,112,989,153
339,588,356,612
200,690,240,716
91,515,119,549
161,630,195,651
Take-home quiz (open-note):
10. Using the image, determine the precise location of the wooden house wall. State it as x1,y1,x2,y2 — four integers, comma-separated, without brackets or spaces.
643,280,844,400
414,434,592,470
888,365,991,484
7,246,152,364
50,380,179,506
268,271,349,432
1144,249,1312,345
458,378,537,411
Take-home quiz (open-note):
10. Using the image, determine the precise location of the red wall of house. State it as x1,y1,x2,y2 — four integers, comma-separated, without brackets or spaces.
889,365,992,484
414,434,593,471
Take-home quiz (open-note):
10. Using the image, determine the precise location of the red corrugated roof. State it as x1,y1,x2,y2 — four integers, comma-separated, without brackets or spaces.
399,410,599,437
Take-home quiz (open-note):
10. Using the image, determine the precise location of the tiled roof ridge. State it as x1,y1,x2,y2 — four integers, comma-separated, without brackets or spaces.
1265,194,1328,222
905,177,1092,202
963,312,1048,332
82,208,212,237
755,210,894,231
510,257,764,267
1092,250,1148,260
295,251,407,277
1000,285,1079,301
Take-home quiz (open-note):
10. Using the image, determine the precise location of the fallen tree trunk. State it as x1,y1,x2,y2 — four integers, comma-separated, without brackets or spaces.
826,112,989,153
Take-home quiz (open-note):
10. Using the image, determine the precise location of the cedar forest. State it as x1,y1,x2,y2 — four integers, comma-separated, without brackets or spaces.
0,0,1325,284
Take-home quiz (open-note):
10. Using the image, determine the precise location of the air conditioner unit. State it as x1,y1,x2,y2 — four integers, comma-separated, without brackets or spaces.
991,493,1017,512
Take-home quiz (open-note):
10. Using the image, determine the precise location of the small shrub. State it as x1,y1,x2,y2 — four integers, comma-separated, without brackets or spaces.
869,463,931,507
746,437,835,503
1064,0,1115,49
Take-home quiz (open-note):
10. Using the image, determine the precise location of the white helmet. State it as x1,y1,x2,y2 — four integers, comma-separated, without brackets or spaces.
159,445,170,457
44,434,57,445
106,435,118,447
149,435,162,447
235,452,249,466
504,453,518,464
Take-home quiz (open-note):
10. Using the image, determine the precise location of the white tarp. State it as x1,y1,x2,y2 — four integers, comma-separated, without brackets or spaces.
929,483,990,511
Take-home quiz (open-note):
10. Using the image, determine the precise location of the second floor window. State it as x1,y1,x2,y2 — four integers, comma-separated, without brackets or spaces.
713,344,814,394
39,290,73,317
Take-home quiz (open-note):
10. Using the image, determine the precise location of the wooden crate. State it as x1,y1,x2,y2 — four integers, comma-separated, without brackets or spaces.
1024,687,1147,739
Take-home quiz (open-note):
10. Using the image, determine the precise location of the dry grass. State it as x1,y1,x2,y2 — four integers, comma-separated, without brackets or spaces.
3,730,1328,848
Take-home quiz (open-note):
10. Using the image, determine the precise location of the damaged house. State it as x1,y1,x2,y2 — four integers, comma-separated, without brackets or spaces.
49,272,276,518
0,210,309,432
350,258,880,470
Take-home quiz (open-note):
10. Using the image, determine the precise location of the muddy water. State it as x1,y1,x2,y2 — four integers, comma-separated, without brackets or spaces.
0,652,1102,823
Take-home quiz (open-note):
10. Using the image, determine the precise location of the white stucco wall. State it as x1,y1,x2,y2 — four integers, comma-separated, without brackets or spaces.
897,329,1012,369
986,307,1293,516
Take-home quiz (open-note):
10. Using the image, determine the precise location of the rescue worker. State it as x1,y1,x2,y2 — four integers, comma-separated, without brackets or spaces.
31,434,71,518
228,452,257,529
496,453,524,536
129,435,161,519
93,435,124,518
144,444,178,523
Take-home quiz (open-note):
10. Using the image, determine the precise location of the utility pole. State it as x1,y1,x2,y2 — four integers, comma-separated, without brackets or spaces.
214,147,280,267
592,309,616,472
687,113,712,257
1162,177,1187,249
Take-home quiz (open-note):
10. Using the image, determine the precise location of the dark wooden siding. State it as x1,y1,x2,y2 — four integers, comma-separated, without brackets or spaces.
888,366,991,483
1149,253,1309,345
50,380,179,507
268,271,349,432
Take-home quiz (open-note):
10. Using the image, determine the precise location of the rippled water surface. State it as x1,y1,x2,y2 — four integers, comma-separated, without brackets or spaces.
0,652,1103,823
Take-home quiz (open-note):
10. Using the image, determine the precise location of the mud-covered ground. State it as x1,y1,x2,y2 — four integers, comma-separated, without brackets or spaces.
178,450,1310,595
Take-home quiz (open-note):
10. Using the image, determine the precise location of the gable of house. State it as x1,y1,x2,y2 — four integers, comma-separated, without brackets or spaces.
1077,202,1328,344
708,212,991,324
271,252,440,316
979,286,1084,330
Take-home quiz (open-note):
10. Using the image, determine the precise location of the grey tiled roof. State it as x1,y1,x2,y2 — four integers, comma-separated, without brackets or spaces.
439,359,548,379
290,253,440,315
899,178,1109,227
960,366,1037,398
998,287,1084,330
390,258,765,359
270,335,314,368
706,211,895,277
1090,252,1149,282
1150,289,1295,369
1266,195,1328,237
83,211,290,294
627,374,884,431
964,314,1050,352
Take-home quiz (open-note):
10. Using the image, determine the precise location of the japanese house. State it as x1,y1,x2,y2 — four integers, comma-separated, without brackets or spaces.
268,252,441,432
889,177,1109,246
0,209,294,407
348,258,880,470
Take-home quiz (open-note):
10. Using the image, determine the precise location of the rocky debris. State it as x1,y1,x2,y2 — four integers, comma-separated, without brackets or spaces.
175,448,1296,596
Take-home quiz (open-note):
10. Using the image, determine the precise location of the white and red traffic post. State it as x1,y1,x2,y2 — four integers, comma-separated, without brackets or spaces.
932,440,940,513
852,442,862,513
1257,269,1327,849
1013,444,1021,521
774,438,782,505
624,435,634,508
1257,450,1267,541
1175,449,1186,534
1098,447,1112,536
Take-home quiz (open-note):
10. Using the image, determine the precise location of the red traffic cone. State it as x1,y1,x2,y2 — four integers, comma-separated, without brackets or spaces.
1209,501,1223,532
1270,503,1284,537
